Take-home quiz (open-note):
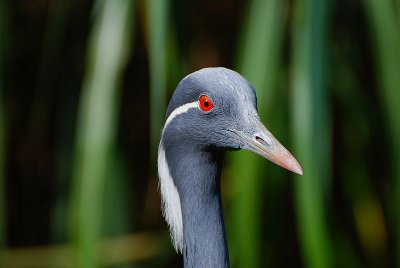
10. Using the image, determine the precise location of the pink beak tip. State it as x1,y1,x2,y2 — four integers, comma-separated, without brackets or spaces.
293,165,303,176
282,161,303,175
275,151,303,176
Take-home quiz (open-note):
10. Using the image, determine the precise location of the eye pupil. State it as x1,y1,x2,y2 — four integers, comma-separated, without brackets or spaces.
199,95,214,112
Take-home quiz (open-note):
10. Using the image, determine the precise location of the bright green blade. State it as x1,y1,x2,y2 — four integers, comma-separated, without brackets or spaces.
291,0,333,267
146,0,171,167
69,1,135,267
229,0,285,267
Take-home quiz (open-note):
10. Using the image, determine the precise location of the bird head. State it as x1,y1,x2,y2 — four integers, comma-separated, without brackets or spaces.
162,67,302,175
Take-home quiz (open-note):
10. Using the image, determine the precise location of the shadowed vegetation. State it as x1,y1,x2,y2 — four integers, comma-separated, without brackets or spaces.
1,0,399,267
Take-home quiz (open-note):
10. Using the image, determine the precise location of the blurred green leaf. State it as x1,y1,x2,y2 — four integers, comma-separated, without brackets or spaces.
229,0,285,267
146,0,171,166
363,0,400,265
291,0,333,267
69,1,135,267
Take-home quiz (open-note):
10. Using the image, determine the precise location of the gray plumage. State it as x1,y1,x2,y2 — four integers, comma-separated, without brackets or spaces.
159,67,302,268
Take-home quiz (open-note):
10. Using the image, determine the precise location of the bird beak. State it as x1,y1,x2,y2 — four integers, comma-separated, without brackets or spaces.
236,118,303,175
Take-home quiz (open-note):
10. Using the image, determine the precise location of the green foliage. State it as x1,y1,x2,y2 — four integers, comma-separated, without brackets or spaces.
229,0,285,266
291,0,333,267
1,0,400,267
69,1,135,267
363,0,400,265
147,0,171,165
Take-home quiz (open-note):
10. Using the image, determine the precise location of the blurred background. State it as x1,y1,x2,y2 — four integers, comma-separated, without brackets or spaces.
0,0,399,267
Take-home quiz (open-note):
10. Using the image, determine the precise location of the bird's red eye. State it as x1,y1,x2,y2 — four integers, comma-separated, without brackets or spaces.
199,95,214,112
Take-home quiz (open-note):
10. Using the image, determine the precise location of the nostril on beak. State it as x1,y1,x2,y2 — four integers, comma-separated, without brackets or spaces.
255,135,270,147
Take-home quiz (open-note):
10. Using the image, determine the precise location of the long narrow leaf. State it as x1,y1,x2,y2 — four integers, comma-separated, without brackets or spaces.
362,0,400,265
69,1,134,267
146,0,170,165
230,0,285,266
291,0,333,267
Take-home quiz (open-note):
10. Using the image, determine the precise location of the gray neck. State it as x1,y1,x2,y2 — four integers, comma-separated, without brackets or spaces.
166,145,229,268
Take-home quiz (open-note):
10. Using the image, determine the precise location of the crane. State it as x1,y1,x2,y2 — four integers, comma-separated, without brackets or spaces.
158,67,302,267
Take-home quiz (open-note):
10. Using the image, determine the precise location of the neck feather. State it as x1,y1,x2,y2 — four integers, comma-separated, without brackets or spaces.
163,143,229,267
